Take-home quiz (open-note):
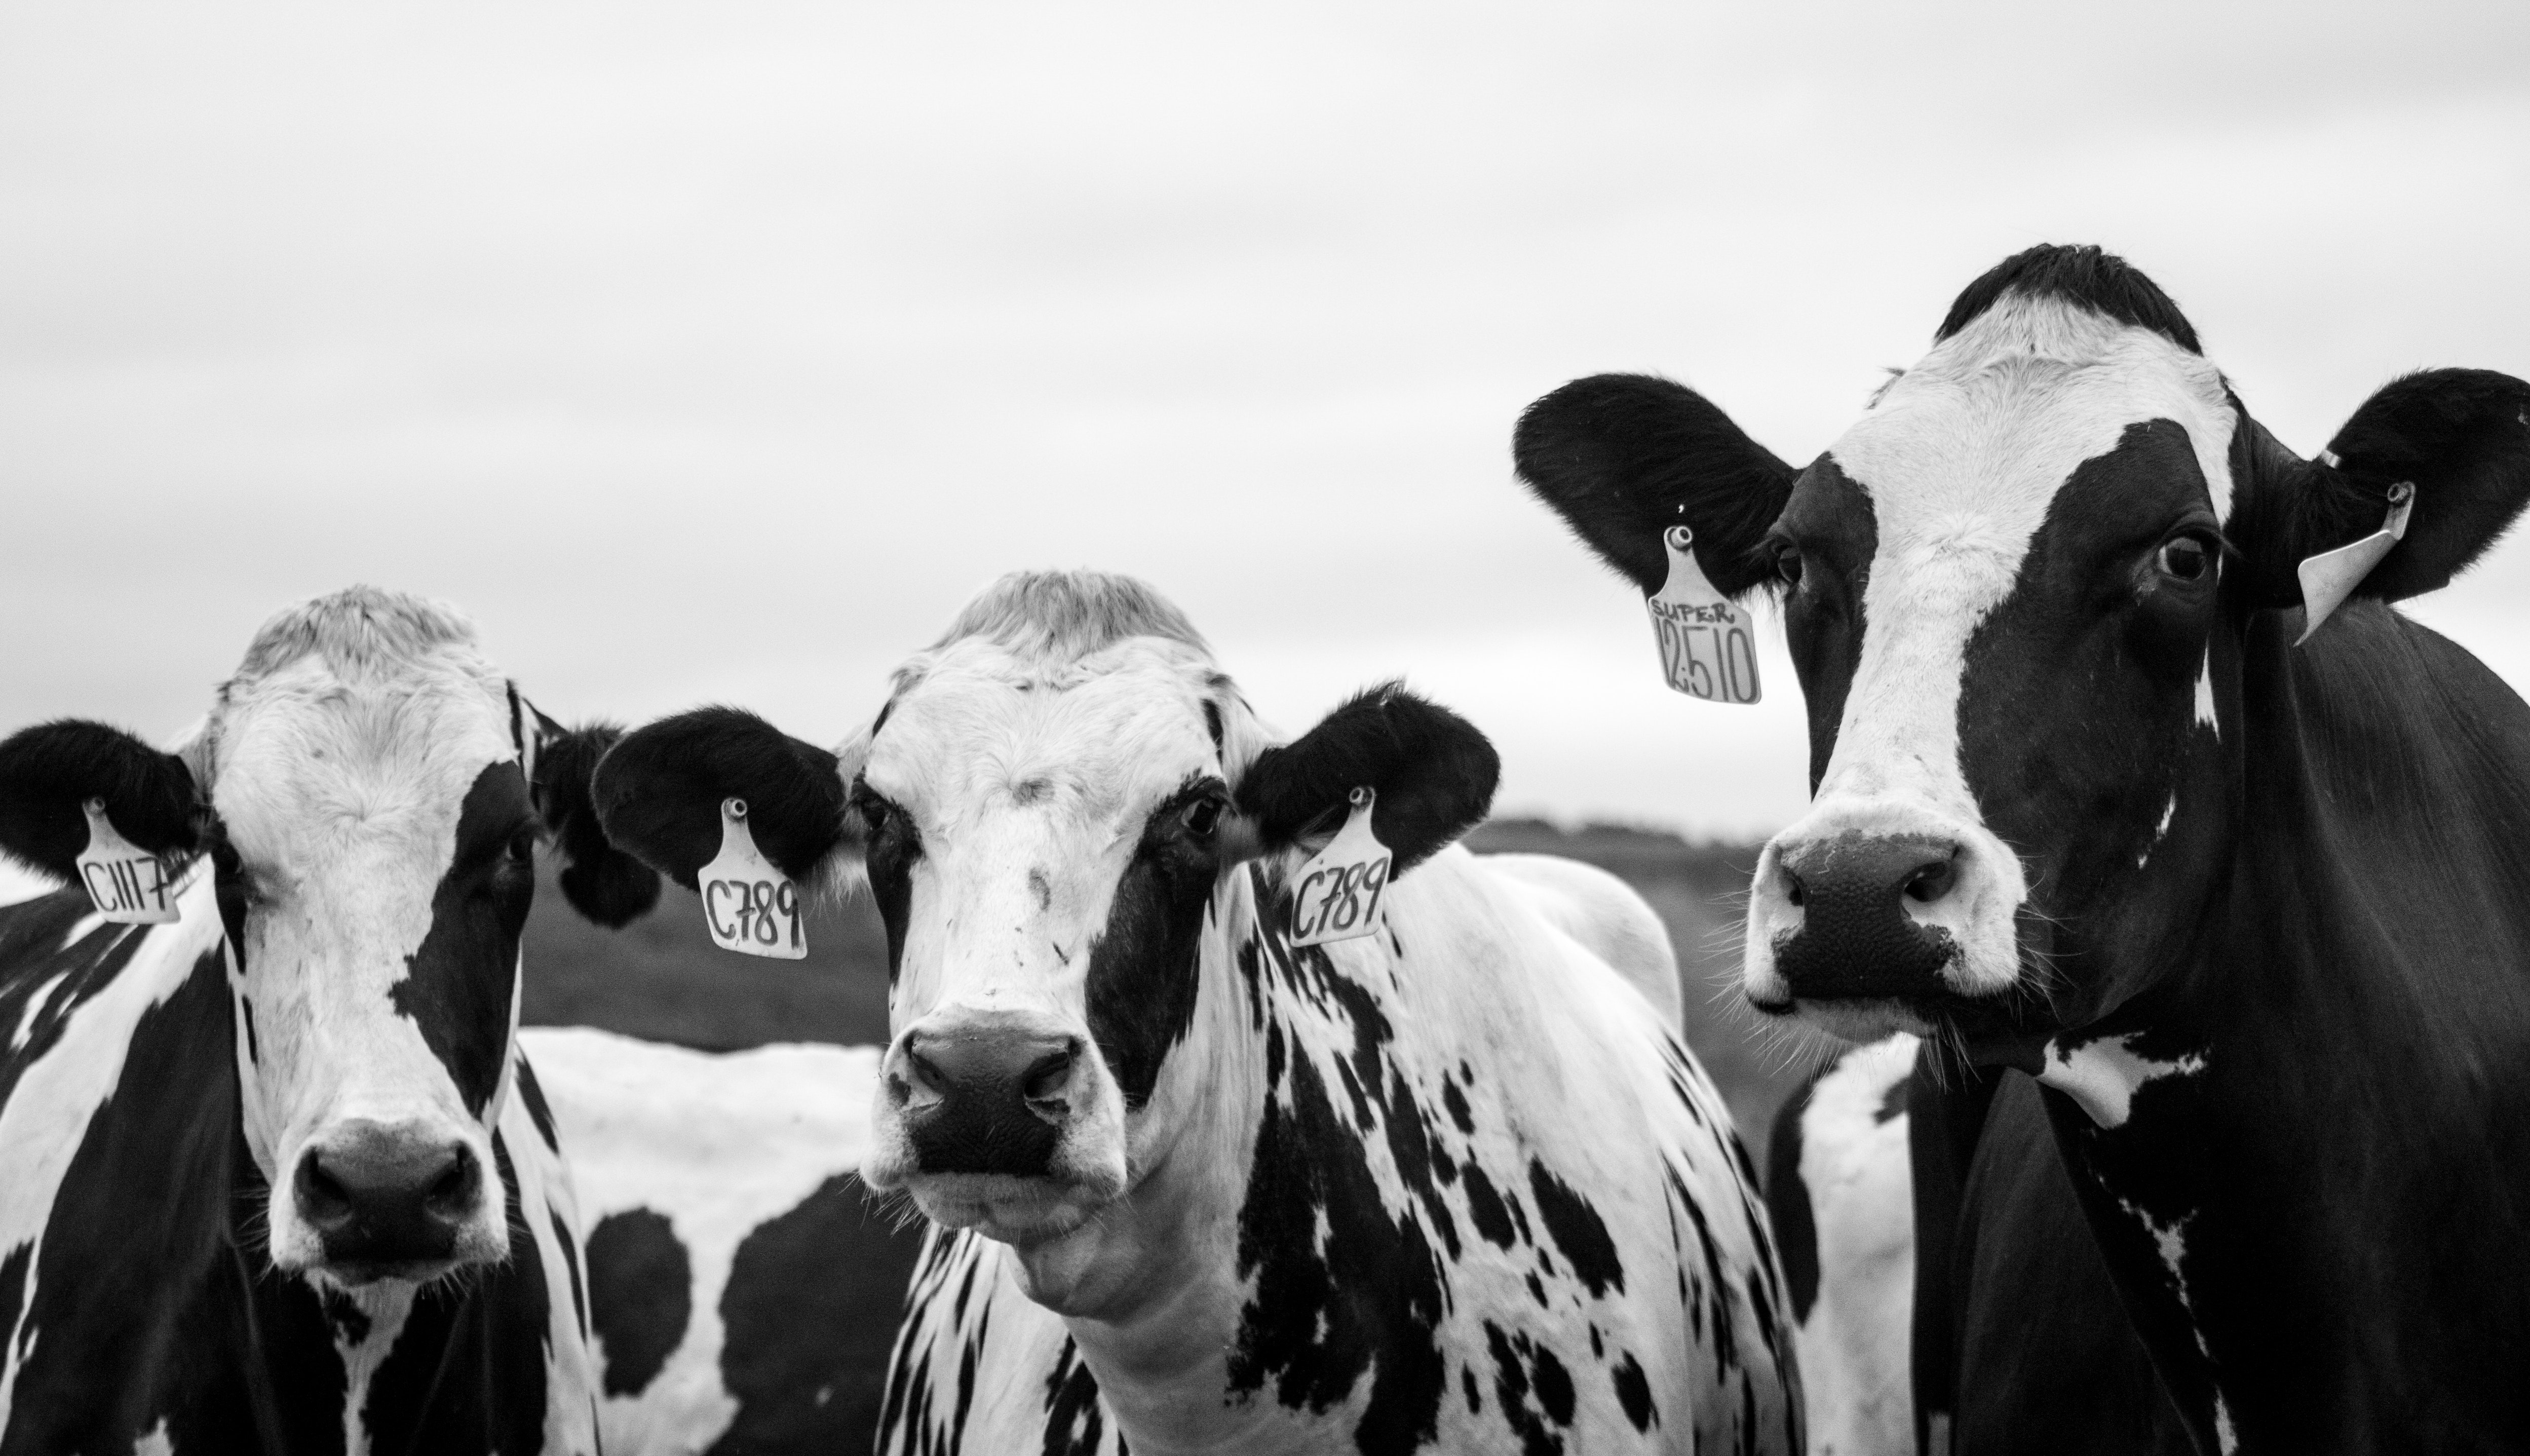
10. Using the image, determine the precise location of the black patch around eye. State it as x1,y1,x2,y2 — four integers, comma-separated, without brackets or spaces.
853,780,919,983
388,761,533,1117
1081,783,1226,1107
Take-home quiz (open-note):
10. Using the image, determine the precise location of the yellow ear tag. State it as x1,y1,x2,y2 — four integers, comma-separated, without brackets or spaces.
698,798,806,960
75,798,182,924
1289,787,1393,948
1647,525,1761,704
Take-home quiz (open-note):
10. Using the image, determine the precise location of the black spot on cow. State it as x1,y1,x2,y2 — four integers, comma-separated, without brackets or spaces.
238,992,258,1065
1442,1077,1475,1135
1082,779,1223,1106
516,1055,561,1154
550,1209,588,1341
587,1208,690,1397
1043,1335,1108,1456
1528,1160,1623,1298
1611,1351,1657,1431
708,1172,930,1456
1936,242,2204,355
390,761,536,1117
321,1284,373,1346
1483,1321,1575,1456
1462,1362,1483,1414
1462,1163,1516,1249
1765,1074,1821,1323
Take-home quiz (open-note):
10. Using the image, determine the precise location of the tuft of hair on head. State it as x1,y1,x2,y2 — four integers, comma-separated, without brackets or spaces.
228,585,481,686
931,570,1209,663
1936,244,2203,356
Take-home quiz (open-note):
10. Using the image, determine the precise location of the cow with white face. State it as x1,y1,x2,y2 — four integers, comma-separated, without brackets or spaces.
0,586,659,1453
591,570,1799,1456
1520,245,2530,1451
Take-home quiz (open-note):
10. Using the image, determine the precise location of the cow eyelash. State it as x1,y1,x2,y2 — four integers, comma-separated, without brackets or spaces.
850,779,906,838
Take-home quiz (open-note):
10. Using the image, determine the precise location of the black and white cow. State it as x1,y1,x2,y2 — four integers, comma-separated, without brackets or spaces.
518,1026,928,1455
589,569,1799,1455
1519,244,2530,1452
0,586,660,1453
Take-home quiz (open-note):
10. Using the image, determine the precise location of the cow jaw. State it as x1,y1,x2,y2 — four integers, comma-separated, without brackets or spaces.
1747,292,2236,1045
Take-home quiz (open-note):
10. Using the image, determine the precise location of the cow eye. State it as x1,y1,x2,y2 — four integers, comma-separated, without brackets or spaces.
1773,545,1805,588
2158,536,2212,583
1181,797,1223,838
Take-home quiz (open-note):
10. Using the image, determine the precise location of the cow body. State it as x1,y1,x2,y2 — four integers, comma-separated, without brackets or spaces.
0,586,658,1453
1519,245,2530,1451
518,1026,926,1456
592,570,1800,1456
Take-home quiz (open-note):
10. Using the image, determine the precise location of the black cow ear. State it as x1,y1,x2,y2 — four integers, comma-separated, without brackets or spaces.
1233,683,1498,874
593,707,848,891
1514,372,1801,597
531,723,664,929
2229,369,2530,612
0,720,200,884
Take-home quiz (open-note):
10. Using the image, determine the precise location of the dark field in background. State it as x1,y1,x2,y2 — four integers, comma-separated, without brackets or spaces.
522,821,1814,1144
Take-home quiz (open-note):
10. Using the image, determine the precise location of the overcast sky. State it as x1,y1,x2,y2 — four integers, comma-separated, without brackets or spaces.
5,1,2526,836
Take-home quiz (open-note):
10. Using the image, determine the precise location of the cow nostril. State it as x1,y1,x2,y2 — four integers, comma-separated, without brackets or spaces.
900,1047,948,1105
1021,1045,1076,1109
297,1158,352,1223
424,1152,478,1219
1904,856,1958,904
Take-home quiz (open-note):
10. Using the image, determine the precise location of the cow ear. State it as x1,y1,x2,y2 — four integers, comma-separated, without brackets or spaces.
592,707,848,891
0,720,201,884
2229,369,2530,615
1514,372,1801,597
530,722,664,929
1232,683,1498,874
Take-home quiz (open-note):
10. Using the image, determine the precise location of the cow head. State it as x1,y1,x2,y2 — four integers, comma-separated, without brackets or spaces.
1519,245,2530,1053
0,587,659,1287
594,570,1495,1253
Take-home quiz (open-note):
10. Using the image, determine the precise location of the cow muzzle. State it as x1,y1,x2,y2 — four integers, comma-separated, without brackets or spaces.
280,1118,504,1284
1745,806,2028,1038
867,1010,1127,1245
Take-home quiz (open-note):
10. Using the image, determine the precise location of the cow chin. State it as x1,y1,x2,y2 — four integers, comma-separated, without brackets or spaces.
896,1163,1128,1249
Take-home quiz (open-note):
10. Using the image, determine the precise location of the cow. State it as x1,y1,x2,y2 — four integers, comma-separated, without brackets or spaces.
517,1025,928,1455
585,568,1801,1455
0,585,661,1453
1516,243,2530,1451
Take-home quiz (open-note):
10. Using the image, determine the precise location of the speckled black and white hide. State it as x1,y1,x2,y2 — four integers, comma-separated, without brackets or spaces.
520,1027,928,1456
0,586,655,1454
594,570,1800,1456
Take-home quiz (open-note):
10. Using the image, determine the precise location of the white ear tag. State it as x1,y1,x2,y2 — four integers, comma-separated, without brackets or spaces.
2295,481,2414,646
698,798,806,960
1647,525,1761,704
75,798,182,924
1289,787,1393,948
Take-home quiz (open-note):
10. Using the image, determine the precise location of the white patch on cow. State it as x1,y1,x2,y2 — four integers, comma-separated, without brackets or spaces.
2137,793,2181,870
2116,1196,2236,1453
0,856,57,910
132,1416,174,1455
2194,643,2219,733
1794,1033,1916,1456
336,1283,417,1456
0,868,223,1433
2038,1033,2205,1128
1750,292,2238,1009
520,1027,878,1456
9,973,65,1052
497,1061,604,1456
1479,852,1681,1029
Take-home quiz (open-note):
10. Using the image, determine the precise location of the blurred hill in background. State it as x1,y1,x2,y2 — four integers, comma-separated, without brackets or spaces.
522,819,1817,1143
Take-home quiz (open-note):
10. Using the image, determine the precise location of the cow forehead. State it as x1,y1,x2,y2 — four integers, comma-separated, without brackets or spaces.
1829,294,2238,543
864,640,1224,832
208,652,521,870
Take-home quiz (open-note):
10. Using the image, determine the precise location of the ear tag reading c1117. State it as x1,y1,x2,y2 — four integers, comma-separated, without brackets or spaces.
1289,787,1392,948
75,798,182,924
2295,481,2414,646
1647,525,1761,704
699,798,806,960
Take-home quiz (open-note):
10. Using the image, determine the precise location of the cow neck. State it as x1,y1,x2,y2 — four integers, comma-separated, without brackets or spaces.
2034,600,2530,1452
1021,863,1303,1453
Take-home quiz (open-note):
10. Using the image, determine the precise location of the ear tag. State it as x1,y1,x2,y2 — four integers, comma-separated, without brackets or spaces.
1289,787,1393,948
698,798,807,960
2295,481,2414,646
74,799,181,924
1647,525,1761,703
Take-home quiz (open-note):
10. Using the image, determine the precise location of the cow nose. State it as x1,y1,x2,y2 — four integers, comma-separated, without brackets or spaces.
1765,835,1964,999
891,1028,1084,1177
295,1126,480,1265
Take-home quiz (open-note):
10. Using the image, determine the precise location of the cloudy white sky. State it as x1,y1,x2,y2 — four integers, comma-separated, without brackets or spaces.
5,1,2526,836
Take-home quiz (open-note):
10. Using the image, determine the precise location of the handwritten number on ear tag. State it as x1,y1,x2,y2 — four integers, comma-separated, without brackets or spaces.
1648,525,1761,704
699,798,807,960
75,798,181,924
2296,481,2414,646
1290,787,1393,948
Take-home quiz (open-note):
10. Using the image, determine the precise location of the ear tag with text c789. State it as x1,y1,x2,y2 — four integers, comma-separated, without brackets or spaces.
1290,787,1392,948
1647,525,1761,704
2295,481,2414,646
699,798,806,960
75,798,181,924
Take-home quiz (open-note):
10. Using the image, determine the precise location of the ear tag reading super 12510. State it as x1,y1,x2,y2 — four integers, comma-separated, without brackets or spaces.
699,798,806,960
1289,787,1392,948
75,798,181,924
1647,525,1760,704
